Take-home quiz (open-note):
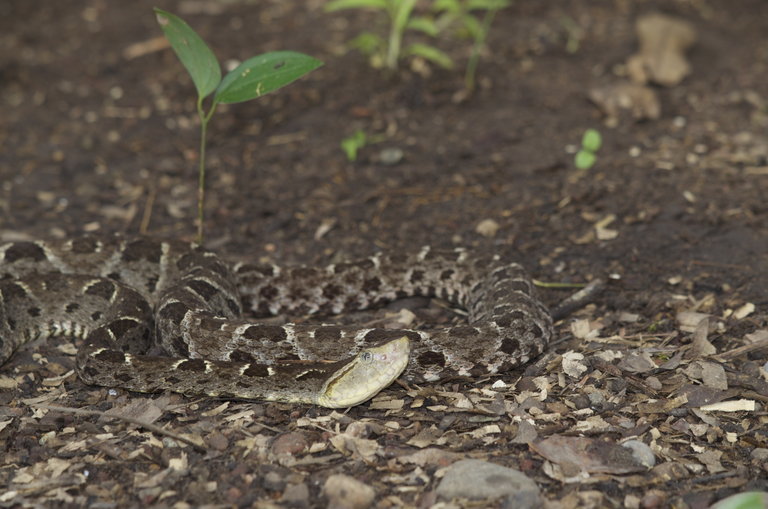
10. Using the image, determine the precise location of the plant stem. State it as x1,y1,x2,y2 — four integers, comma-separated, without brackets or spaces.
465,8,497,92
197,121,207,243
386,12,402,70
195,98,218,244
385,0,417,71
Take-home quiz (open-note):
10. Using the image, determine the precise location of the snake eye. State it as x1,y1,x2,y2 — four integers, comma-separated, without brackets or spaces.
360,351,373,362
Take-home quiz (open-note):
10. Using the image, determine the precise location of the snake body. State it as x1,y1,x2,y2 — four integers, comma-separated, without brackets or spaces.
0,237,552,407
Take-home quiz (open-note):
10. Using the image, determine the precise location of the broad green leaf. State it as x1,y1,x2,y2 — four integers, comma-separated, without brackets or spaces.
467,0,511,10
432,0,460,12
710,492,767,509
434,11,458,32
582,129,603,152
324,0,388,11
461,14,482,38
214,51,323,104
407,16,440,37
392,0,418,32
154,8,221,99
404,43,454,69
574,150,596,170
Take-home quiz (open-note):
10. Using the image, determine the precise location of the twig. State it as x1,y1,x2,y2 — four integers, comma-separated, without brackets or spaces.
713,336,768,362
550,278,606,321
28,403,207,452
139,184,156,235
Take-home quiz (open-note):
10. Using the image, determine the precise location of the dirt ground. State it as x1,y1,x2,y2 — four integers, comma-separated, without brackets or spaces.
1,0,768,507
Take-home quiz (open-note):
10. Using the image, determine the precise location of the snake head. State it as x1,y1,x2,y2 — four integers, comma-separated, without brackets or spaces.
315,336,410,408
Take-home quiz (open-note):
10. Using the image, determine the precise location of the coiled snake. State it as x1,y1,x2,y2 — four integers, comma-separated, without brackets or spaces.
0,237,552,408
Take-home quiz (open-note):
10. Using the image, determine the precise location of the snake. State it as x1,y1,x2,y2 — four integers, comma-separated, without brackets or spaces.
0,236,553,408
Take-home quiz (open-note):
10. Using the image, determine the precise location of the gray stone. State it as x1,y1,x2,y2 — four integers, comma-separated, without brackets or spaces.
622,440,656,468
436,459,541,506
379,147,404,165
751,448,768,462
323,474,375,509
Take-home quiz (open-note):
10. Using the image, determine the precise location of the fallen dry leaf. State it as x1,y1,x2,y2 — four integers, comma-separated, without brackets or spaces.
531,436,649,475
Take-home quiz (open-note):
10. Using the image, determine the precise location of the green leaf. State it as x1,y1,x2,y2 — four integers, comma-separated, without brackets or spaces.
392,0,418,32
461,14,482,38
407,16,440,37
467,0,511,10
432,0,461,13
710,492,767,509
574,149,596,170
581,128,603,152
404,43,454,69
214,51,323,104
341,129,367,161
154,8,221,99
349,32,385,55
324,0,388,11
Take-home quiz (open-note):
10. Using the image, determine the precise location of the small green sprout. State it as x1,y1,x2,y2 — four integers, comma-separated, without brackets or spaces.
154,8,322,242
574,128,602,170
341,130,368,161
433,0,510,92
325,0,452,71
559,15,584,54
340,129,387,161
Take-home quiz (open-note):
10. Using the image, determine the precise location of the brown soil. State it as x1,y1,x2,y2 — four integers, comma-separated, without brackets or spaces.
1,1,767,507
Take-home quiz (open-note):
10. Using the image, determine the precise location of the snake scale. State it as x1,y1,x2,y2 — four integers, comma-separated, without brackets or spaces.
0,236,553,407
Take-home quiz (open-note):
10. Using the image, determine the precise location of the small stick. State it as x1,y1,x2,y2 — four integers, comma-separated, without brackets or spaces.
139,184,156,235
549,279,606,321
713,337,768,362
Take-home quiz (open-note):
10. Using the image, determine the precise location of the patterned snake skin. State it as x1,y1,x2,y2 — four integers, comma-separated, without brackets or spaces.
0,236,553,406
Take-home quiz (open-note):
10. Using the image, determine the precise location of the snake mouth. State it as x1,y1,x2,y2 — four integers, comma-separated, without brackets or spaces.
315,336,410,408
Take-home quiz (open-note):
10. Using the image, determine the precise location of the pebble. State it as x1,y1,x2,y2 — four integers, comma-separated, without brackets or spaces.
281,483,310,507
435,459,541,506
475,218,500,237
270,432,309,456
622,440,656,468
751,448,768,462
205,430,229,451
263,470,287,491
379,147,404,165
323,474,375,509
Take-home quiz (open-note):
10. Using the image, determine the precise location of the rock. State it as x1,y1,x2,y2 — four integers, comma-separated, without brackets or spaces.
270,432,309,456
281,483,310,508
622,440,656,468
323,474,375,509
475,219,500,237
435,459,540,506
589,82,661,123
627,13,696,87
379,147,404,165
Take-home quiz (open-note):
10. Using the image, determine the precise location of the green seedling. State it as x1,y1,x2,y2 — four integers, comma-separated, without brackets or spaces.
574,128,602,170
340,129,387,161
433,0,510,92
341,130,367,161
154,8,322,242
325,0,452,71
559,15,584,54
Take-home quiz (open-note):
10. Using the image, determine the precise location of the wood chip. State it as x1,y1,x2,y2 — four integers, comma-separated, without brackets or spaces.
699,400,756,412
